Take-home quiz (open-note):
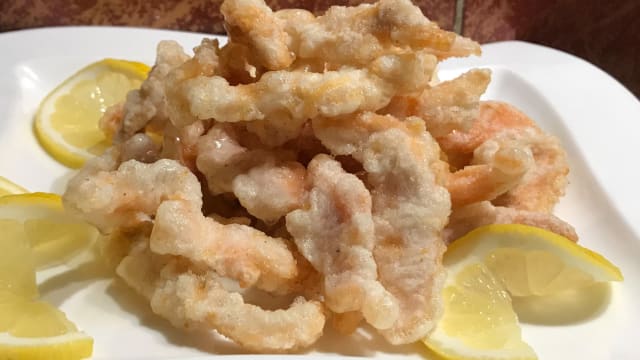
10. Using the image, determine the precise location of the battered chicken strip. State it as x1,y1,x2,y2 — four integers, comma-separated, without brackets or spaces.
244,117,308,148
117,244,325,352
491,127,569,212
164,38,220,129
383,69,492,138
314,113,451,344
364,128,450,344
232,160,306,223
195,125,289,194
179,49,436,129
447,135,534,208
276,0,480,67
444,201,578,243
196,125,304,222
63,159,202,233
220,0,293,70
112,40,190,142
196,124,250,195
181,69,386,126
150,200,298,291
286,154,399,330
236,51,437,147
440,101,569,212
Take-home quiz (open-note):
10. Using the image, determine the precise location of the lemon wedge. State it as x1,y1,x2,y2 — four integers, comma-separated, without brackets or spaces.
34,59,150,168
0,226,93,359
0,176,28,197
0,292,94,360
0,193,98,269
0,220,38,300
423,224,622,360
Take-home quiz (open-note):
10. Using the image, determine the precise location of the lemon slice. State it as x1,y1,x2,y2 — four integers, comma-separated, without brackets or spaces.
0,223,93,359
34,59,150,168
0,193,98,269
423,224,623,360
0,176,28,197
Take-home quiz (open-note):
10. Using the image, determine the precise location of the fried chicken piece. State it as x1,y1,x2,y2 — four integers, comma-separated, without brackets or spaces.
113,40,190,142
369,50,438,94
234,50,437,146
444,201,578,243
232,50,435,146
100,102,125,140
330,311,364,335
117,243,326,352
63,133,160,214
314,112,451,344
215,42,261,84
243,117,308,148
439,100,536,154
447,135,534,208
181,69,385,126
195,125,304,222
100,225,152,270
179,48,437,127
312,112,425,156
286,154,398,330
233,160,306,223
363,128,450,344
440,101,569,212
276,0,479,68
196,124,250,195
491,128,569,212
164,38,220,129
220,0,293,71
376,0,480,59
119,133,161,164
63,159,202,233
160,120,209,171
383,69,492,138
116,241,169,298
150,200,298,291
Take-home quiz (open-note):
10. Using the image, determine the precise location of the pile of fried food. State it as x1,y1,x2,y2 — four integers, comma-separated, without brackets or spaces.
62,0,576,352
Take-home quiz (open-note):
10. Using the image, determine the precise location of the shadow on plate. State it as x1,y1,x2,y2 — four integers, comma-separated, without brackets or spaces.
514,282,612,325
105,280,247,355
311,323,426,357
38,254,112,307
105,278,437,357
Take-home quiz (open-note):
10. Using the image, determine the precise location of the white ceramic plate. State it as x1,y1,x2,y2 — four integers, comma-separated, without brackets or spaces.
1,27,639,360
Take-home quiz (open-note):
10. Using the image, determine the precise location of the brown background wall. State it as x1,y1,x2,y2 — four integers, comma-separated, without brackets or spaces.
1,0,638,97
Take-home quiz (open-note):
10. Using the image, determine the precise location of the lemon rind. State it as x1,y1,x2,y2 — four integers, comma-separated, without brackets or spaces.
0,331,93,360
446,224,623,282
0,176,28,196
424,334,538,360
0,193,75,224
0,331,92,346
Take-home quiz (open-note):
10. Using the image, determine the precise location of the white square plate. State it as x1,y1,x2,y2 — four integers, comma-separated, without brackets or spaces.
1,27,639,359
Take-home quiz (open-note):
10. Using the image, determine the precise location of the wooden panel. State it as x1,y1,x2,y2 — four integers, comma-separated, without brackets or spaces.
463,0,640,97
